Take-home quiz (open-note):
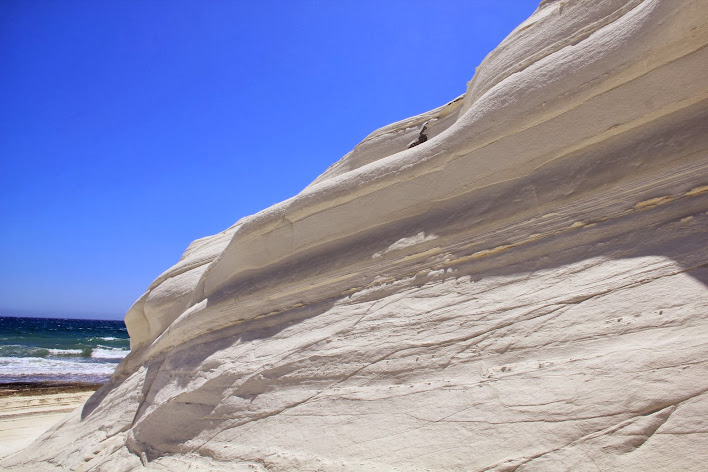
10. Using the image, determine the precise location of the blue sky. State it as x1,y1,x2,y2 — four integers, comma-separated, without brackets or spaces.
0,1,540,319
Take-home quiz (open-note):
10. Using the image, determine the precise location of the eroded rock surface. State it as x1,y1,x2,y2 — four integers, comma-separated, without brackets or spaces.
4,0,707,470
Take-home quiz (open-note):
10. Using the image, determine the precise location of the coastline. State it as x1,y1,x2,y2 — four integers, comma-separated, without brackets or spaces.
0,382,100,459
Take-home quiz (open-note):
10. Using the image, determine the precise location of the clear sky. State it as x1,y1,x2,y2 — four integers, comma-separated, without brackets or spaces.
0,1,540,319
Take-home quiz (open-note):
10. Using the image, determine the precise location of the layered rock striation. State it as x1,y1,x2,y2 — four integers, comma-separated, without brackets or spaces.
4,0,708,470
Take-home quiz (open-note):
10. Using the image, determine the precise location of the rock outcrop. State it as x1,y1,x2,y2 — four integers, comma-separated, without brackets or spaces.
4,0,708,470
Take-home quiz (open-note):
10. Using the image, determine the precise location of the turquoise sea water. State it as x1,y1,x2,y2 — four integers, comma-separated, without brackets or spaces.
0,316,130,384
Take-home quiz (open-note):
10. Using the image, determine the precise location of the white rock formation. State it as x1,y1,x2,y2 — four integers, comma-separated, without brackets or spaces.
4,0,708,470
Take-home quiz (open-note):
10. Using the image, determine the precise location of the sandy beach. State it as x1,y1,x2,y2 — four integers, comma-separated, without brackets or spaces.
0,382,100,459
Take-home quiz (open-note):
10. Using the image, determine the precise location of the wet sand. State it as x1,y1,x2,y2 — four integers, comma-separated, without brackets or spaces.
0,382,100,458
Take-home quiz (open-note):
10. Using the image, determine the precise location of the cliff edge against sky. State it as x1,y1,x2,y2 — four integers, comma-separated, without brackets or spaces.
4,0,708,470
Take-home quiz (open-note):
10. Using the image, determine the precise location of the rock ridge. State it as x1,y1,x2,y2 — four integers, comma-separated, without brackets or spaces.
3,0,707,470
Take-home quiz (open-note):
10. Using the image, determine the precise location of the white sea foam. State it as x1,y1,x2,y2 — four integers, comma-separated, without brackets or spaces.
99,336,118,341
91,346,129,360
47,348,85,356
0,356,117,383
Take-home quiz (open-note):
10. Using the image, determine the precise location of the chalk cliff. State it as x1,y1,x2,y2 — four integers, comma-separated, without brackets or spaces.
4,0,708,470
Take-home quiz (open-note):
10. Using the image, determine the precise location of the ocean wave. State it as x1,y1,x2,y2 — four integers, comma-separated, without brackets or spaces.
47,348,87,357
92,346,129,360
0,345,87,358
0,356,118,383
0,344,128,360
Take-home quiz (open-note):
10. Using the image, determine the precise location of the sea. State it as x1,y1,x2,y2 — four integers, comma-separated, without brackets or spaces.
0,316,130,384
